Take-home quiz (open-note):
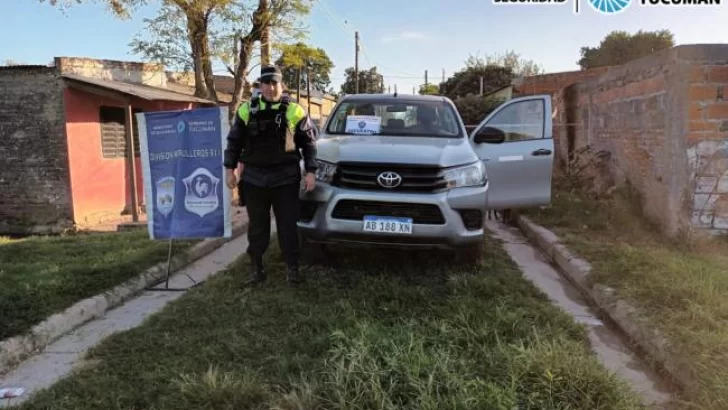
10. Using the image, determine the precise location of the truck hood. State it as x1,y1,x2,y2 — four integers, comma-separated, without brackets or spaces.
315,135,478,168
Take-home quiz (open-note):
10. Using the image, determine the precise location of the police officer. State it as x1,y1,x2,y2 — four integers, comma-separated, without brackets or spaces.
224,65,318,285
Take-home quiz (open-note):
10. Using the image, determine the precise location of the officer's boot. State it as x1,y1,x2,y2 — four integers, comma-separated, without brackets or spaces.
286,264,305,285
245,256,266,286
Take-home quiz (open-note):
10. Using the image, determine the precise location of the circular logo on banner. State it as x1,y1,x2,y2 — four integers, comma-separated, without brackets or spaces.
588,0,631,14
192,174,213,198
177,120,186,133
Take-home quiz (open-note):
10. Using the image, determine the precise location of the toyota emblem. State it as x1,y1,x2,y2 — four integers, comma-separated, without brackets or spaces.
377,171,402,188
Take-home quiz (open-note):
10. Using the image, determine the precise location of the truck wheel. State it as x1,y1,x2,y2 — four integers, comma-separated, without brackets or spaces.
457,243,484,265
299,232,326,265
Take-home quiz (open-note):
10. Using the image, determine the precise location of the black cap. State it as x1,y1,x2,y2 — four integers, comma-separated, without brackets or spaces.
259,65,282,83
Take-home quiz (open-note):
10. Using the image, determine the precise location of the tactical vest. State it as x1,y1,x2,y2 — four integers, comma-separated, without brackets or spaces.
239,96,300,167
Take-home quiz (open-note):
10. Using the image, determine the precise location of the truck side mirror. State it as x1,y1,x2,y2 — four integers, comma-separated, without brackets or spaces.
473,126,506,144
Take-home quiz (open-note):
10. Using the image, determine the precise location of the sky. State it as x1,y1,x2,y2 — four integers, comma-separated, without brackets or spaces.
3,0,727,96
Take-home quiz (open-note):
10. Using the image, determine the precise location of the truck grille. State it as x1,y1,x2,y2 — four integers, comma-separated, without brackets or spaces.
331,200,445,224
333,162,447,192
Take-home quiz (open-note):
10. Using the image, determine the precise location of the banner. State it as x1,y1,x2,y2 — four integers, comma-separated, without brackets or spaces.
137,106,232,239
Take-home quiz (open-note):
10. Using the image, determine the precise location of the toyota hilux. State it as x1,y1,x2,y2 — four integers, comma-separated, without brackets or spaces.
297,92,554,262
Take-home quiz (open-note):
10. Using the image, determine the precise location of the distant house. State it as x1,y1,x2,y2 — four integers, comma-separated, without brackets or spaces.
0,57,216,234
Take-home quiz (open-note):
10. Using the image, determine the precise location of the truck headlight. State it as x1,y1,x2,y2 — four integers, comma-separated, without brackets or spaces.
442,161,487,188
315,160,337,183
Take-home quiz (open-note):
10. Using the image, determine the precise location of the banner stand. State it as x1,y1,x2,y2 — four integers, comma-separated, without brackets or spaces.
145,238,205,292
137,106,232,292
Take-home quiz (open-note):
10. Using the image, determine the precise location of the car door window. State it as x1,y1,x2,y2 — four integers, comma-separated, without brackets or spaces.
485,99,545,142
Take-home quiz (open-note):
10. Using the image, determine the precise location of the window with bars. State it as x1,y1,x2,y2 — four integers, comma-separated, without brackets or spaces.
99,106,142,159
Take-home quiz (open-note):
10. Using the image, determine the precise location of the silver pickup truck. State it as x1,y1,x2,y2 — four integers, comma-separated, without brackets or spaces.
297,93,554,263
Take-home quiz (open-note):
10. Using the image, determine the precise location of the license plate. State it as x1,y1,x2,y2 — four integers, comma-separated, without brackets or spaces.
363,215,413,234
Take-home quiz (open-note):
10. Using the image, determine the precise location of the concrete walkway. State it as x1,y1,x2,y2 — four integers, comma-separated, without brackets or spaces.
0,231,255,408
485,219,676,409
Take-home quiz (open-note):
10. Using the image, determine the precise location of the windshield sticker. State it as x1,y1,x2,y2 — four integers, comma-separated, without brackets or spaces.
345,115,381,135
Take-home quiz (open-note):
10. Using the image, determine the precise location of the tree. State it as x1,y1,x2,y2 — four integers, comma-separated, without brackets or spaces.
274,42,334,92
419,84,439,95
439,51,543,100
340,67,384,94
578,29,675,69
44,0,313,117
466,50,544,77
2,59,24,66
38,0,145,18
453,94,505,125
439,64,514,100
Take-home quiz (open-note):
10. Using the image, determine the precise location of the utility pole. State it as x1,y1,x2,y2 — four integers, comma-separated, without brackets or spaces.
354,31,360,94
296,66,302,100
413,86,416,94
480,76,484,95
425,70,428,89
441,68,445,94
388,86,391,93
306,64,311,109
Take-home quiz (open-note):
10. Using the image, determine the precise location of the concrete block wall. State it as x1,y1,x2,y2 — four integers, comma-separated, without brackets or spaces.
0,66,74,234
554,44,728,236
55,56,167,88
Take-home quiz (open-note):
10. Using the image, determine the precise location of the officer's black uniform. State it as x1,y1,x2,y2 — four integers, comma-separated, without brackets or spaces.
224,66,318,285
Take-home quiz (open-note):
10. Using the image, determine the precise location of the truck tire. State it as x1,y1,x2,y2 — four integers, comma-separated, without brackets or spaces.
457,243,484,265
299,231,326,265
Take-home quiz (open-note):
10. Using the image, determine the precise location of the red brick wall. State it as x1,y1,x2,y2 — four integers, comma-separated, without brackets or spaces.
557,44,728,236
514,66,615,96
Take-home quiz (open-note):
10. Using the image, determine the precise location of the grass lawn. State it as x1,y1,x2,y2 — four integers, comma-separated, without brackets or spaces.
0,231,197,341
524,178,728,410
11,235,645,410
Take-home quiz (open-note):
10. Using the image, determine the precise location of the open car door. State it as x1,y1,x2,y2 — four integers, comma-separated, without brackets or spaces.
469,94,554,210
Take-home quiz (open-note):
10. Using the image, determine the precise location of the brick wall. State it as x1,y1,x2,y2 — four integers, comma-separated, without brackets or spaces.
0,66,74,234
514,66,617,169
55,56,166,88
513,66,615,96
685,53,728,233
558,44,728,236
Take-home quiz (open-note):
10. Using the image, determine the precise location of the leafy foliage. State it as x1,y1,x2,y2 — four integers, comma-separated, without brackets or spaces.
578,29,675,69
340,66,384,94
454,94,505,125
465,50,544,77
129,2,245,73
440,51,543,100
440,64,514,100
38,0,146,19
418,84,439,95
274,42,334,91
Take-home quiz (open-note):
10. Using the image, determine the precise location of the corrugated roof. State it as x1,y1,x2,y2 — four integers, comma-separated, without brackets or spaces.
61,73,215,104
164,81,234,104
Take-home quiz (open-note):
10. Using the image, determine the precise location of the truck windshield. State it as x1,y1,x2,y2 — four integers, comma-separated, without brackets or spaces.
325,99,463,138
